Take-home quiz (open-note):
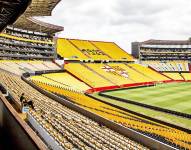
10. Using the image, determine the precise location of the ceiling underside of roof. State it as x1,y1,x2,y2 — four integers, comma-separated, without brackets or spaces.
0,0,31,32
13,17,64,34
13,0,64,34
22,0,61,17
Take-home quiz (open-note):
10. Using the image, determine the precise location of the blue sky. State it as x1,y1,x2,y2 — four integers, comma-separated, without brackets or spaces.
39,0,191,53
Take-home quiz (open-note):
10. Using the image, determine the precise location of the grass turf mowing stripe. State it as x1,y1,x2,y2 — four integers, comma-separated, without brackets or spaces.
106,83,191,103
142,89,191,104
93,93,191,130
114,83,191,99
104,82,191,114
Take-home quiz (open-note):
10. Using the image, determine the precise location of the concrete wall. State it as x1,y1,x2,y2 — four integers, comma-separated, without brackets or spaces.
28,114,63,150
0,93,47,150
131,42,140,59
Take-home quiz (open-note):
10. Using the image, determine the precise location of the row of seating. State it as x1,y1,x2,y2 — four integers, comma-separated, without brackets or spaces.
30,77,191,149
163,73,184,80
42,73,90,92
0,42,53,54
0,70,148,150
0,29,54,59
139,47,191,61
182,73,191,80
64,63,170,88
31,73,90,92
0,50,50,59
0,33,53,45
0,60,61,75
65,63,114,87
142,61,189,72
57,38,134,60
129,64,170,81
5,27,52,42
163,72,191,81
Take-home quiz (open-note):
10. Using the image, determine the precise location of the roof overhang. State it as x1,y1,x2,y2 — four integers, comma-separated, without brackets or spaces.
142,39,191,45
13,17,64,35
13,0,64,34
0,0,31,32
22,0,61,17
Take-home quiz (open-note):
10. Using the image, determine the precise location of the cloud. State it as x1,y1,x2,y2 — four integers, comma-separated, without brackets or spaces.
38,0,191,53
114,0,168,16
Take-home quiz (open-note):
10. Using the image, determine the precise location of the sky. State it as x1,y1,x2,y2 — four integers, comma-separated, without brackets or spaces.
39,0,191,53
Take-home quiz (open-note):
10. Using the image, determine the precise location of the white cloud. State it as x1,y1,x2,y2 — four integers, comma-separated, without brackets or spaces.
39,0,191,53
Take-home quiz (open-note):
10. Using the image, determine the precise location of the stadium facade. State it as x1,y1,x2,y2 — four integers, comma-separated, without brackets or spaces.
132,39,191,61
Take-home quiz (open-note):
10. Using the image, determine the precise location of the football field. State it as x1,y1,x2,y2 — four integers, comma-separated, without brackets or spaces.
103,82,191,114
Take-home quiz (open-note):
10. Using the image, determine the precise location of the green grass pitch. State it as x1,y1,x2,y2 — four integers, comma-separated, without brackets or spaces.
104,82,191,114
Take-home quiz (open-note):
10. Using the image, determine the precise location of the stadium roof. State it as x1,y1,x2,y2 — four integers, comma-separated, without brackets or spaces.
0,0,31,32
20,0,61,17
13,0,64,34
13,17,64,34
143,39,191,45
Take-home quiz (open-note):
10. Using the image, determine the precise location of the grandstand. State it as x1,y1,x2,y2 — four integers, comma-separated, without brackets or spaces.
29,72,191,149
0,0,191,149
142,61,190,72
132,39,191,60
128,63,169,81
1,70,150,150
57,38,134,61
64,63,115,88
0,60,61,75
0,0,154,149
0,0,63,60
31,72,90,92
162,73,184,80
92,41,134,60
0,26,55,60
64,62,170,91
132,40,191,82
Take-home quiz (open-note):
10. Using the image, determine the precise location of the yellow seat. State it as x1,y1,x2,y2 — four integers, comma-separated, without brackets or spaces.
69,39,110,60
181,73,191,80
65,63,114,87
163,73,184,80
129,64,170,82
92,41,134,61
57,38,88,60
42,73,90,91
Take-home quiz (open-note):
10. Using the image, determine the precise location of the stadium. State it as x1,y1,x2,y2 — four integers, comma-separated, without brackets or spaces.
0,0,190,150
